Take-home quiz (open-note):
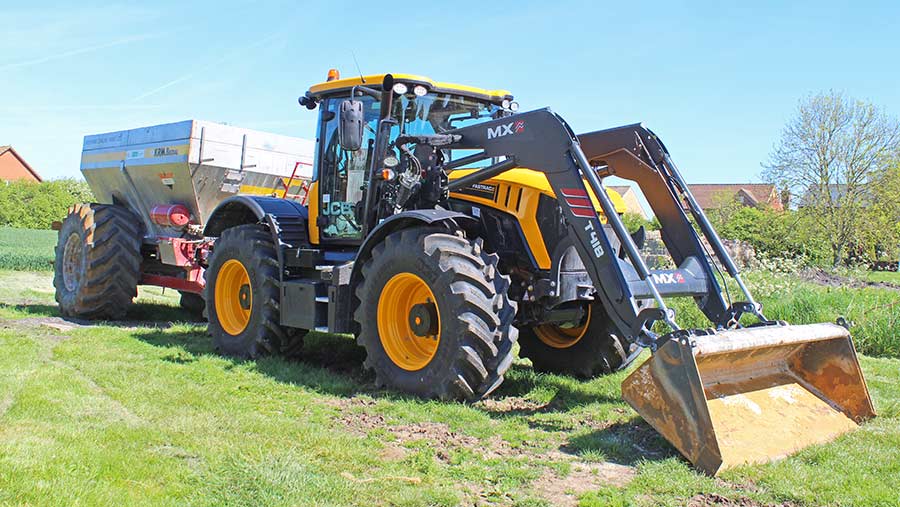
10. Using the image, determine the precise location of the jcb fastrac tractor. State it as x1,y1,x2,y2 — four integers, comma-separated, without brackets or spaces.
56,70,874,475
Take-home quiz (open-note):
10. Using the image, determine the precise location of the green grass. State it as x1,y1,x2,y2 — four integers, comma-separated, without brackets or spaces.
865,270,900,284
666,268,900,359
1,270,900,506
0,227,57,271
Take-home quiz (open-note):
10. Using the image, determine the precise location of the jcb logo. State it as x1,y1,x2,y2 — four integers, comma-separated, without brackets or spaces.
583,221,605,258
486,120,526,139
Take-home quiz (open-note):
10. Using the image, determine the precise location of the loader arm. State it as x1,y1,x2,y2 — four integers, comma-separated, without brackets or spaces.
426,107,874,476
439,108,746,345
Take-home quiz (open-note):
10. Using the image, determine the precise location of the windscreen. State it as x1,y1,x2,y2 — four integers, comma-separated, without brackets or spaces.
392,92,503,136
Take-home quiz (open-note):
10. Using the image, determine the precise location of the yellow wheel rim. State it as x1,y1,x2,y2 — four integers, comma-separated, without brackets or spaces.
215,259,252,335
377,272,441,371
534,304,591,349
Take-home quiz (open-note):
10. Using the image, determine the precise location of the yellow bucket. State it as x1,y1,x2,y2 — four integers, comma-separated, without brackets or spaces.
621,323,875,475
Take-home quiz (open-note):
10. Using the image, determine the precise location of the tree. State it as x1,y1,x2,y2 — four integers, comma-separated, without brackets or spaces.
763,91,900,266
859,160,900,261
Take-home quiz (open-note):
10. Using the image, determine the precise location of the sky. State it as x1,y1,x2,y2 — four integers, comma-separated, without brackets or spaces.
2,0,899,186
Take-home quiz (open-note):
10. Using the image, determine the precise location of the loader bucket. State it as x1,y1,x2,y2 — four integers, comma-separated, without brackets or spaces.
621,323,875,475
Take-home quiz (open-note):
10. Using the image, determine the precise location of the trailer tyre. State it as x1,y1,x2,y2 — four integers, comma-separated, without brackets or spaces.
205,224,289,358
53,203,142,320
354,227,518,401
518,302,628,378
178,292,206,316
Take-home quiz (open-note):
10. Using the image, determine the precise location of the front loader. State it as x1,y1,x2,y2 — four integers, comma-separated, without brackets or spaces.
57,71,874,475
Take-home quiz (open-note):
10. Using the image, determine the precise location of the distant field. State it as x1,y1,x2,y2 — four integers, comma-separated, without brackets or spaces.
0,227,57,271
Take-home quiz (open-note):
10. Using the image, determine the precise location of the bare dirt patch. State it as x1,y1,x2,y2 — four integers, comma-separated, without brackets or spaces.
332,395,638,506
1,314,175,331
687,493,796,507
801,267,900,291
530,462,636,507
474,396,548,414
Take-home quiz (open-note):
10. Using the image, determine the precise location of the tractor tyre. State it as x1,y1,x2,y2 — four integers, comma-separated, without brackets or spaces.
280,328,309,358
518,302,628,378
354,227,518,401
54,203,142,319
205,224,290,358
179,292,206,316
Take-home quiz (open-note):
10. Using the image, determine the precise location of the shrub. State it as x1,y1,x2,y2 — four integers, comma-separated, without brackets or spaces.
709,202,830,266
0,179,94,229
621,212,660,233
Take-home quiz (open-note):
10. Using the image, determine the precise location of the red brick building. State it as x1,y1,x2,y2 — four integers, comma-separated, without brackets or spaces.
688,183,784,211
0,146,41,182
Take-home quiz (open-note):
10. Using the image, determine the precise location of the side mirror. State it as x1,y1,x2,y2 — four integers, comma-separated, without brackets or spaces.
339,99,364,151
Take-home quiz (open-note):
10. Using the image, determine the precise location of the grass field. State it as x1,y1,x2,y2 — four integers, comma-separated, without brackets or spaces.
1,268,899,506
0,227,57,271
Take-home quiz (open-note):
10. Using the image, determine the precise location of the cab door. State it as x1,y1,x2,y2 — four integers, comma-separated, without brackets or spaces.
311,94,381,245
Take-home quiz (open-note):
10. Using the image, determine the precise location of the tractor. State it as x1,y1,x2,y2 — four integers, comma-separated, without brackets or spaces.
55,70,874,475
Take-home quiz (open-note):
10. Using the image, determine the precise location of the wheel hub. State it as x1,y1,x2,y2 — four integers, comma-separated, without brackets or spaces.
238,284,251,310
62,232,83,292
408,302,438,337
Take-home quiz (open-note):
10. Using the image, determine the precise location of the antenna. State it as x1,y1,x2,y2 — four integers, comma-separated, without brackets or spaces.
351,50,365,84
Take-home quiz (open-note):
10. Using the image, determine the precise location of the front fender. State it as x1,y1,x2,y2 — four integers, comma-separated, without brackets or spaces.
350,209,477,286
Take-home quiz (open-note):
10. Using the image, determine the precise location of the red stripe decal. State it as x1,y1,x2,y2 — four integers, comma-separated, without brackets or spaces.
571,207,596,218
560,188,588,198
565,197,593,208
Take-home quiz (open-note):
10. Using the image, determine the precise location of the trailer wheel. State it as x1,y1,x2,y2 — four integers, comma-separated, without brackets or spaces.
178,292,206,316
354,228,518,401
518,302,628,378
205,224,289,358
53,203,142,319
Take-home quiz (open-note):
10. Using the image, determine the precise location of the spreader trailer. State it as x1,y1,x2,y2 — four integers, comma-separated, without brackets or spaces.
56,120,314,317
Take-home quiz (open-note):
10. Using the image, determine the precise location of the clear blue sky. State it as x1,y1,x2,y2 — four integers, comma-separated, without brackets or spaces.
2,0,899,183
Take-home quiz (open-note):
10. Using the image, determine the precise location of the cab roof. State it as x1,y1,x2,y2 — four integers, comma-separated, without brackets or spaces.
307,73,513,103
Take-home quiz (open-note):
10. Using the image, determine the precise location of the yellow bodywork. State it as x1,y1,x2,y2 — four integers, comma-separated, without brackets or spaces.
308,73,513,103
448,168,627,269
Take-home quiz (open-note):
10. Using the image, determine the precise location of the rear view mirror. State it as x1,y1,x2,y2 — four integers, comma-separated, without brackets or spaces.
339,100,364,151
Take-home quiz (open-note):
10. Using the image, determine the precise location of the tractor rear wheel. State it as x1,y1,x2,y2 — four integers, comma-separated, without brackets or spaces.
518,302,628,378
205,224,293,358
354,228,518,401
53,203,142,319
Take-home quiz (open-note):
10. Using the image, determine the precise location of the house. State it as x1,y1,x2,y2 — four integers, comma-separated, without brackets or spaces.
688,183,784,211
608,185,650,219
0,146,41,182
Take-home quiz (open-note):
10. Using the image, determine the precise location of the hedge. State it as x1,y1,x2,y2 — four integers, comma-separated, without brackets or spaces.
0,179,94,229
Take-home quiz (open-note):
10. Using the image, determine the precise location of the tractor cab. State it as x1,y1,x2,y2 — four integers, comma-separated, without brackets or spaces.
299,71,517,245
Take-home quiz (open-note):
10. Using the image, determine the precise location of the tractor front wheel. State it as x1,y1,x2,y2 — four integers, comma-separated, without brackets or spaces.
354,228,518,401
